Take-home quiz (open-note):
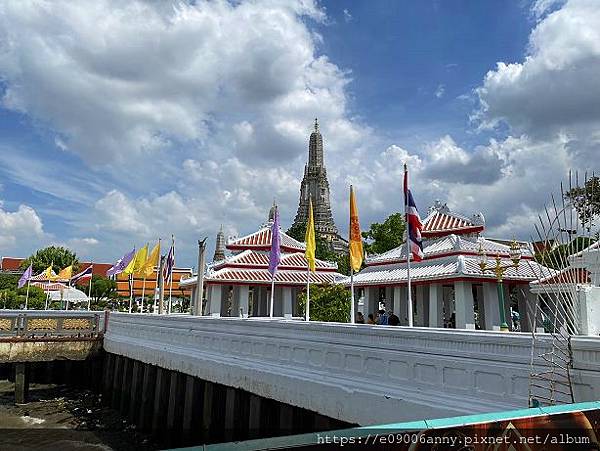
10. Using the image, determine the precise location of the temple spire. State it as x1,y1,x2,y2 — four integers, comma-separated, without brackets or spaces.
292,119,345,252
213,225,226,262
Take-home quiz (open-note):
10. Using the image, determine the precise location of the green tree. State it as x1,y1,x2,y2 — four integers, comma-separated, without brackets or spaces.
0,286,47,309
535,236,596,270
0,273,20,291
286,222,351,275
21,246,79,273
362,212,406,255
298,284,351,323
565,176,600,228
286,222,334,260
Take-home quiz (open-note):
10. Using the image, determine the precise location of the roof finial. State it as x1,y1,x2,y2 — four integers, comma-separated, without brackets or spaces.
314,117,319,133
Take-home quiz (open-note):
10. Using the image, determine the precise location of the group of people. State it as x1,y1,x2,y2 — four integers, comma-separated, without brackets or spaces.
356,309,400,326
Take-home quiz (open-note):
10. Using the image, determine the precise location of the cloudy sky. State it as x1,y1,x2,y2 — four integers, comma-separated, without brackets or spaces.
0,0,598,268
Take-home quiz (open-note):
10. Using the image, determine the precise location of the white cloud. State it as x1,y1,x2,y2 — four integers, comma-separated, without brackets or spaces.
343,9,352,23
0,201,45,252
475,0,600,148
0,0,344,165
435,84,445,98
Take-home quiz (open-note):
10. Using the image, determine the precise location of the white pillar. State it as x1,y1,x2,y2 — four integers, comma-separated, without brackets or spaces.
483,282,500,330
454,281,475,329
237,285,249,317
209,285,222,317
503,284,513,331
392,286,401,317
363,287,377,318
283,287,293,318
393,286,408,325
384,286,393,311
428,283,443,327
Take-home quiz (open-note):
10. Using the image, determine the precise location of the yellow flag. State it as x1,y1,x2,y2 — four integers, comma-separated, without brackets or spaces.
140,241,160,278
56,265,73,280
305,198,316,272
349,186,363,272
123,244,148,276
44,265,55,280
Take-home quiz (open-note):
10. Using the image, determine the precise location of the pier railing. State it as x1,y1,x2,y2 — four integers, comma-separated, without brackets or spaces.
0,310,102,338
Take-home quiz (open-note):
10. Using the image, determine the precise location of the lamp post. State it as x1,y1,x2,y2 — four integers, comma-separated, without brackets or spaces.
477,239,522,332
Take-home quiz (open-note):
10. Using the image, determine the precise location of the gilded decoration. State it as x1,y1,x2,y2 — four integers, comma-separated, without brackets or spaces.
28,318,58,331
63,318,91,330
0,318,13,331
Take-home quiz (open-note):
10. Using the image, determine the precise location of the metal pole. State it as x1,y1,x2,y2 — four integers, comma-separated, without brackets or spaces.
405,165,414,328
350,268,355,324
269,276,275,318
87,264,93,311
305,265,310,322
141,277,146,313
25,281,30,310
128,274,133,313
158,255,165,315
194,238,207,316
168,235,174,314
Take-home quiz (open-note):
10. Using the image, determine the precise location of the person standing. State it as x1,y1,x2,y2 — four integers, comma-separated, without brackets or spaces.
388,310,400,326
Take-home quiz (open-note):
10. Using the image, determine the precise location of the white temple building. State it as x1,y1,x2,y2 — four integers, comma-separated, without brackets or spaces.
180,208,344,317
345,201,552,331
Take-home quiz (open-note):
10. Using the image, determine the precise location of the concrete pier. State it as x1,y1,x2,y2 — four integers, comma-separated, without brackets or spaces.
95,351,348,447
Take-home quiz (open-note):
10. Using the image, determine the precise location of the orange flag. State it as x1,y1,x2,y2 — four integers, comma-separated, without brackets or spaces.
349,185,363,272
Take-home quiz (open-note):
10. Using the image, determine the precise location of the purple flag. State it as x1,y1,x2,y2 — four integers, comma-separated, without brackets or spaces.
268,206,281,276
18,264,32,288
106,248,135,277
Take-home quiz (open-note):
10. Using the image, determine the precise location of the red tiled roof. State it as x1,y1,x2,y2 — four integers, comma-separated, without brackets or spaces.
31,282,69,291
227,227,305,252
213,250,337,271
0,257,24,271
206,268,340,286
1,257,114,277
422,211,484,238
531,267,590,286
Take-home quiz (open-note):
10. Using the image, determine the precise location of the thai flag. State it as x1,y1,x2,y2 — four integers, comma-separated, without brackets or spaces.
404,165,424,262
163,242,175,282
71,265,93,284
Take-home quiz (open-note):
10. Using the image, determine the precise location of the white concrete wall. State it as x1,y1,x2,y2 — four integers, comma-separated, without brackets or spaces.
103,313,600,426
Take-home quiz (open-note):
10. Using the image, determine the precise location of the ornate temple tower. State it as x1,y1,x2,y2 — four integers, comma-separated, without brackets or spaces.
292,119,346,251
213,225,226,261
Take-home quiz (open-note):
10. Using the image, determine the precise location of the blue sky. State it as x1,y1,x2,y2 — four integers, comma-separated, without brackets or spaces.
0,0,598,267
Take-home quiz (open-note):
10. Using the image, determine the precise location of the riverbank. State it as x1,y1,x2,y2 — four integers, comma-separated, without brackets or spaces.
0,380,157,451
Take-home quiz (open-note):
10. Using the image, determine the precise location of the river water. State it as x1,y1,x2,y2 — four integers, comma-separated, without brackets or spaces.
0,380,157,450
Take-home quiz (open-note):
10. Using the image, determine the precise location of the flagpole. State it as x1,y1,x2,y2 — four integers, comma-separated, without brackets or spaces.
350,267,355,324
269,276,275,318
305,265,310,321
168,234,174,314
25,280,30,310
128,274,133,313
141,277,146,313
405,164,414,327
87,263,93,311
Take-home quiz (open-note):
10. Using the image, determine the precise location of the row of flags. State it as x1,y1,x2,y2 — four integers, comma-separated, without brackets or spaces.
106,237,176,313
106,239,171,280
17,263,93,289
